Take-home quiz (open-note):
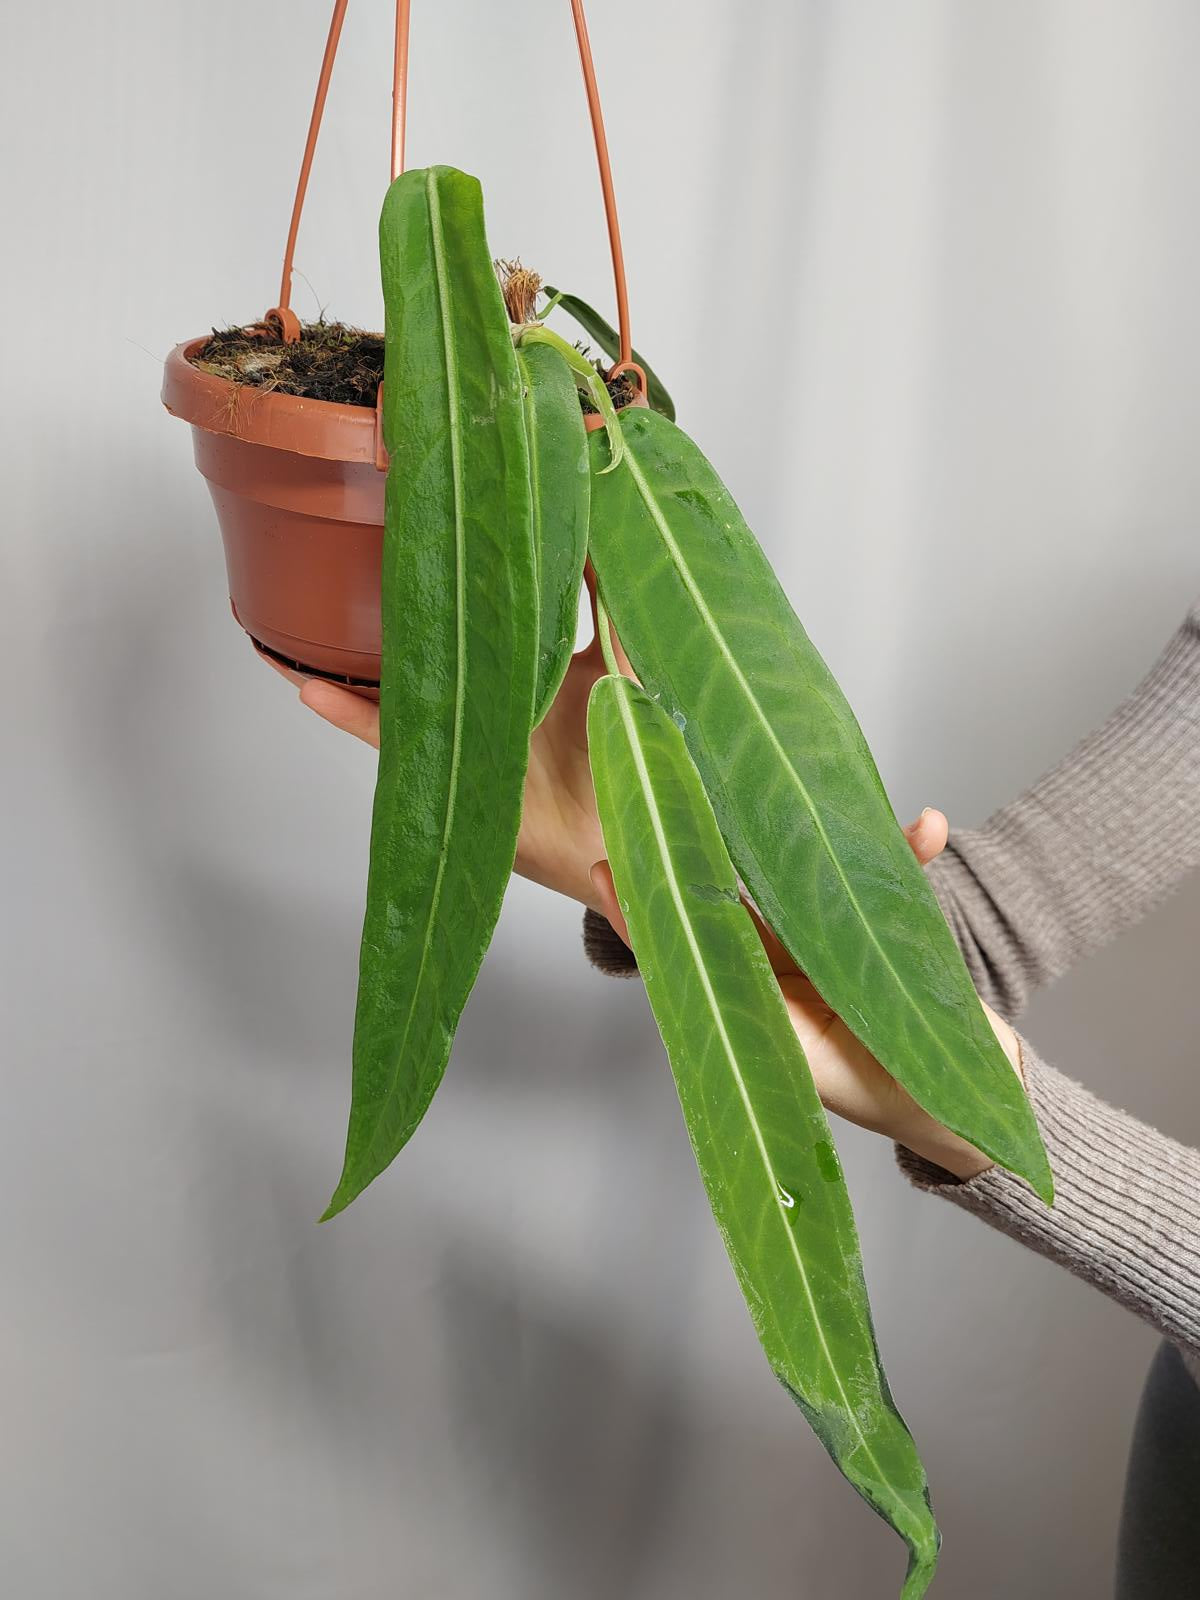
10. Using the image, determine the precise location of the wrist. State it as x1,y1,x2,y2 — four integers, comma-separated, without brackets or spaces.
895,1110,994,1182
894,1010,1025,1182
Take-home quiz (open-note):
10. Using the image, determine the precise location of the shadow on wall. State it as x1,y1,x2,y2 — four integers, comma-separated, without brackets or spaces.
434,1240,693,1600
54,506,362,1081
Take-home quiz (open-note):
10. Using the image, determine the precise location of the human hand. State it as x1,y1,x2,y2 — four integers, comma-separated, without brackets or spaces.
589,808,1022,1181
285,587,622,912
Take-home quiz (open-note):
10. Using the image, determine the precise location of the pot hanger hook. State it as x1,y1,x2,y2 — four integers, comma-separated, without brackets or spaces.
391,0,411,180
265,1,629,371
374,0,411,462
608,360,647,400
265,0,350,341
568,0,634,371
264,0,411,344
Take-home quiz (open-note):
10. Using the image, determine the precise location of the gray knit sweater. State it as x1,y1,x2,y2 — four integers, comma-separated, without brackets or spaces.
584,602,1200,1366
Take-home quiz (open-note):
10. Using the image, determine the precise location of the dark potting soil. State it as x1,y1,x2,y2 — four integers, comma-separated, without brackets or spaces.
581,366,639,414
189,318,636,414
190,321,385,407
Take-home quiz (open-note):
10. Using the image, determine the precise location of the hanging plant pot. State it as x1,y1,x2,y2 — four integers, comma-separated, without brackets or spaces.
162,330,646,694
159,0,650,698
160,0,389,692
162,332,388,692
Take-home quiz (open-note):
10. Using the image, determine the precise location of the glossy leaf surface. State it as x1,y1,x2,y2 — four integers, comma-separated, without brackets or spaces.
588,410,1052,1203
542,285,676,420
326,167,536,1218
516,339,590,723
588,674,938,1598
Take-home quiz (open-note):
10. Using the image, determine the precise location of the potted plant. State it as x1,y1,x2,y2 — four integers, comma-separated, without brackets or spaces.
166,4,1053,1593
160,0,664,694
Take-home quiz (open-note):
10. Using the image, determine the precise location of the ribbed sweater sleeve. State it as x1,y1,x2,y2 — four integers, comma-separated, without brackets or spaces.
901,601,1200,1359
898,1046,1200,1360
927,601,1200,1019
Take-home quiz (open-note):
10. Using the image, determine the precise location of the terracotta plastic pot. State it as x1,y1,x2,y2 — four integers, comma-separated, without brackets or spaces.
162,340,387,694
164,338,648,695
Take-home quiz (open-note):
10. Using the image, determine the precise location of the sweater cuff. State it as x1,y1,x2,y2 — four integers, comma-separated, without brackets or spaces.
897,1044,1200,1358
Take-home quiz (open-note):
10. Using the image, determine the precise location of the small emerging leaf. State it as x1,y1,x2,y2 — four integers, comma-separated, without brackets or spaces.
588,674,939,1598
516,324,624,474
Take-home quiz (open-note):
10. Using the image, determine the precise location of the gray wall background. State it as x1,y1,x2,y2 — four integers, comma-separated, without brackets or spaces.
4,2,1199,1595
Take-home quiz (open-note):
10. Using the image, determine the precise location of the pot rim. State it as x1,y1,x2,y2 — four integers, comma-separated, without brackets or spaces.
161,338,384,467
582,387,650,431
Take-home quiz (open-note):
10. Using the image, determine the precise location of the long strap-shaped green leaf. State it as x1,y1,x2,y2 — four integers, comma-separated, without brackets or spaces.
515,340,590,725
589,674,939,1598
324,167,536,1218
542,285,676,420
588,410,1053,1203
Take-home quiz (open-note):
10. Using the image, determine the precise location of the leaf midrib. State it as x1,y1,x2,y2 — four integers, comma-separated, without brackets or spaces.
518,351,544,685
608,679,922,1545
517,353,542,592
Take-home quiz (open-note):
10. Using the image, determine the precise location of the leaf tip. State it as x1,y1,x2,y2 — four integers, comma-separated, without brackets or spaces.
1032,1161,1055,1208
1002,1140,1053,1207
319,1173,359,1223
1017,1115,1055,1206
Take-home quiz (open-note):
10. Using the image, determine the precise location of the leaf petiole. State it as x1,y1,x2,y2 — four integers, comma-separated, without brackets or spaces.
595,592,621,678
514,323,625,475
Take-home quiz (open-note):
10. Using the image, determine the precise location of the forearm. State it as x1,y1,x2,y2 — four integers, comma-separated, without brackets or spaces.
929,600,1200,1017
898,1044,1200,1360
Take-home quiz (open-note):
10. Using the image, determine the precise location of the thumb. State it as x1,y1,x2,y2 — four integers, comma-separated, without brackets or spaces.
589,860,631,948
903,807,948,867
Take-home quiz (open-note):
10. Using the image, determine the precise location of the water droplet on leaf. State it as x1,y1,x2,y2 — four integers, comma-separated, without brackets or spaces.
814,1140,841,1183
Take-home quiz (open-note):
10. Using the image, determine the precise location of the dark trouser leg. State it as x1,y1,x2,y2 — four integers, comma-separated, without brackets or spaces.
1115,1341,1200,1598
